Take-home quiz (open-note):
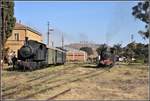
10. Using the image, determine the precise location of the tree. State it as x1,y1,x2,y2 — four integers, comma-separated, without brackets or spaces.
80,47,93,56
96,44,107,55
132,1,150,39
1,0,16,64
133,43,148,63
126,42,136,58
122,42,148,63
134,43,144,58
1,0,16,43
113,43,122,56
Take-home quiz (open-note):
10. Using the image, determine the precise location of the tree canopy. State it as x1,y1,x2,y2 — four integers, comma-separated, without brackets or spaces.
96,44,107,55
132,1,150,39
113,44,122,56
80,47,93,56
1,0,16,42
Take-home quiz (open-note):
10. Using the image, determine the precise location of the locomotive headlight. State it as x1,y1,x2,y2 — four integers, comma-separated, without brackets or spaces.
20,45,33,58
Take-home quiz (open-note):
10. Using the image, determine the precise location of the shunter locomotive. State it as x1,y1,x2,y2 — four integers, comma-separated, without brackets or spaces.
17,37,66,70
97,46,115,67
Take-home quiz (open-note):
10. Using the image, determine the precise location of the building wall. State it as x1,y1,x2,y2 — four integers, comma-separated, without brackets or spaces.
5,27,42,57
26,30,42,42
7,29,26,41
66,51,87,62
5,29,26,54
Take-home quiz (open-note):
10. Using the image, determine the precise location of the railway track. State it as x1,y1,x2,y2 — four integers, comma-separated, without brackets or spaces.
46,88,71,100
2,64,77,92
2,65,78,98
3,64,110,100
15,68,109,100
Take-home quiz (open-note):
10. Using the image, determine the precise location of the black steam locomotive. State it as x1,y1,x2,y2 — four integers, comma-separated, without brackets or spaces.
97,46,115,67
17,37,66,71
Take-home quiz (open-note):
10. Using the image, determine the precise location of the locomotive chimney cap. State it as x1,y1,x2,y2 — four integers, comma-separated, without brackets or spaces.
25,37,28,40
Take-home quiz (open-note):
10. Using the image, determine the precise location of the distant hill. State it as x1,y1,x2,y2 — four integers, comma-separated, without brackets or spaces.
64,42,103,57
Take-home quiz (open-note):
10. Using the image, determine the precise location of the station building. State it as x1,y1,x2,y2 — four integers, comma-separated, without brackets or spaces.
5,21,43,56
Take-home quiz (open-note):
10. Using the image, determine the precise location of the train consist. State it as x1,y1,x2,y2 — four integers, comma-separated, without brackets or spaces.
17,37,66,70
14,37,115,71
97,47,115,67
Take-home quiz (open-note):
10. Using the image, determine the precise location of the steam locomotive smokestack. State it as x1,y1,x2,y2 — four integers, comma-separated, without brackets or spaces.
25,37,29,45
25,37,28,41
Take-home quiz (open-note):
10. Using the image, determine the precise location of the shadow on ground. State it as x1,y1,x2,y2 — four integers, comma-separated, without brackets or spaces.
82,65,98,68
3,64,59,72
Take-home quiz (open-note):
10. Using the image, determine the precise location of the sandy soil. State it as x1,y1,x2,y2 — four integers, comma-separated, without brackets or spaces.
2,63,149,100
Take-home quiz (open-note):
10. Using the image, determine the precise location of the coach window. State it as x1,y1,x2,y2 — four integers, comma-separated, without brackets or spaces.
14,33,19,41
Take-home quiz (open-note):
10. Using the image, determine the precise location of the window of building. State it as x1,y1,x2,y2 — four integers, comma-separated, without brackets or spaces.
14,33,19,41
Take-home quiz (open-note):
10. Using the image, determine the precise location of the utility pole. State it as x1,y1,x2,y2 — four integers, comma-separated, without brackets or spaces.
47,21,50,46
62,32,64,49
47,22,54,47
131,34,134,43
130,33,135,60
51,41,54,47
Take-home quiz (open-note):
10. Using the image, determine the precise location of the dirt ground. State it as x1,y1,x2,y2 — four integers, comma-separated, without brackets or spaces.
1,63,149,100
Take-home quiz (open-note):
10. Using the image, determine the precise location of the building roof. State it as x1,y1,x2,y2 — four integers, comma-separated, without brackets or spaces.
14,22,42,36
64,47,87,54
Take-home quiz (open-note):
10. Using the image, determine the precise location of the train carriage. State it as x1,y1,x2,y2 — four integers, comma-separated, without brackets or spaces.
47,47,56,65
46,47,66,65
55,48,66,64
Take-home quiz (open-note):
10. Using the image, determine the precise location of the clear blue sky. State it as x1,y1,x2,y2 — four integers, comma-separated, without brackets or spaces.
14,1,148,47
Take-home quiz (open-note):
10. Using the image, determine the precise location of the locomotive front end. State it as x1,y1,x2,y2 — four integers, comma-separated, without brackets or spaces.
18,45,33,59
97,47,115,67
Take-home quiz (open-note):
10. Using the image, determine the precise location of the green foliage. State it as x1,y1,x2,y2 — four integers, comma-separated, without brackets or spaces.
132,1,149,39
113,43,122,56
123,42,148,63
96,44,107,55
125,42,136,58
80,47,93,56
1,0,16,42
96,42,148,64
